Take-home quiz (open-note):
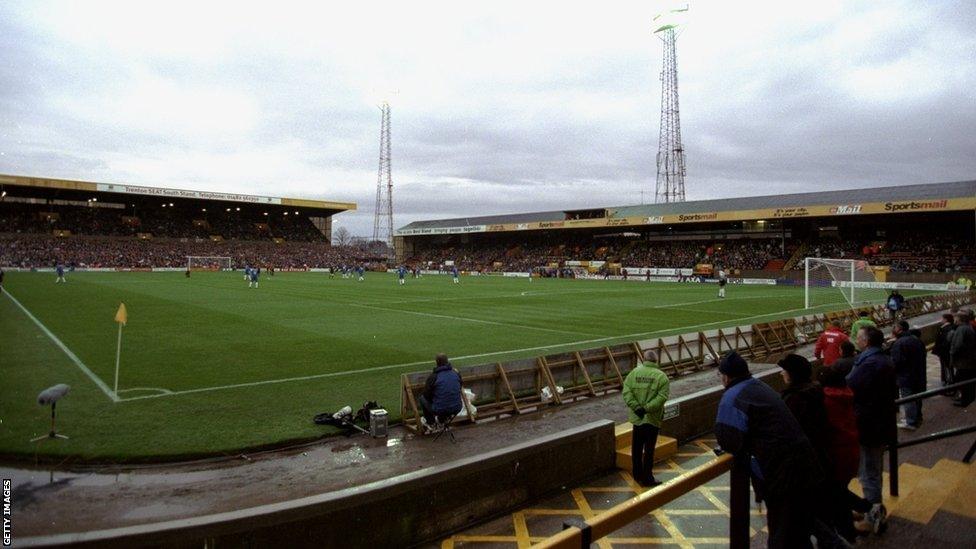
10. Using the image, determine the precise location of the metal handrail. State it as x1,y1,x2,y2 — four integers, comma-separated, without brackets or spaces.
895,424,976,450
888,377,976,496
532,452,750,549
894,377,976,405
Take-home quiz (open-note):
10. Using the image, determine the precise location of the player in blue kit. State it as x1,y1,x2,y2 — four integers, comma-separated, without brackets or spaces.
243,265,251,281
357,265,365,282
249,266,260,288
55,263,66,283
398,265,407,285
452,266,460,284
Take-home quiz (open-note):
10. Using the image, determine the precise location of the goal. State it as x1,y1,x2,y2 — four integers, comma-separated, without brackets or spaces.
804,258,887,310
187,256,232,272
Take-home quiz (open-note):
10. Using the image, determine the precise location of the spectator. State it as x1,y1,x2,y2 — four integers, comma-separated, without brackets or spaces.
419,354,463,431
949,312,976,408
831,340,858,378
622,349,670,487
890,320,927,430
932,313,957,391
846,326,897,535
777,354,827,451
818,362,870,543
715,352,822,549
777,354,850,548
849,310,877,339
815,320,850,367
885,290,905,320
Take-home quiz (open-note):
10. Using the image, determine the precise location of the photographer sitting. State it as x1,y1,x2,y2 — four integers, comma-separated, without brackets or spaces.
419,353,463,432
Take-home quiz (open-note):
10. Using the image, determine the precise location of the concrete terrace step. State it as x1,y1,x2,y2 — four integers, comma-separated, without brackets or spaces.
850,458,975,527
891,458,973,524
614,422,678,470
938,460,976,520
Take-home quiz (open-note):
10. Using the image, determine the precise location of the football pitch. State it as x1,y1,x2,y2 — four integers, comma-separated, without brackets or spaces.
1,271,851,461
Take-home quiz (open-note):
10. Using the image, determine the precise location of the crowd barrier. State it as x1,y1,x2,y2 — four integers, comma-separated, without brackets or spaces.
400,291,975,433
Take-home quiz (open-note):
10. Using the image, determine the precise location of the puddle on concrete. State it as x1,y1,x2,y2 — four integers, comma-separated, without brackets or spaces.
331,446,368,467
121,501,197,521
0,465,230,491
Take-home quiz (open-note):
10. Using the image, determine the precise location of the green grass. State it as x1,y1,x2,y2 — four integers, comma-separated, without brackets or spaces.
0,271,864,461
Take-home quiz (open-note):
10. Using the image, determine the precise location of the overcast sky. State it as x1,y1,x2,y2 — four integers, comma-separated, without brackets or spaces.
1,1,974,236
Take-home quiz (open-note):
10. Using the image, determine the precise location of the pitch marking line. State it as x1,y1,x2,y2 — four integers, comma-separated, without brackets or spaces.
343,301,606,338
265,285,608,338
115,303,819,403
116,387,174,395
348,292,791,338
4,290,120,403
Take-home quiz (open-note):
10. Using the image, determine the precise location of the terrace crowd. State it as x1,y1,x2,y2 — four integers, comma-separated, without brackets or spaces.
408,235,975,275
0,201,326,242
0,233,378,270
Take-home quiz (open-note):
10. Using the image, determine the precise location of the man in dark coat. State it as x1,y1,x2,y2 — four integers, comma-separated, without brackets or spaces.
831,340,858,378
949,312,976,407
715,352,822,548
890,320,927,430
419,354,463,429
846,326,897,534
777,354,827,448
932,313,957,391
777,354,853,547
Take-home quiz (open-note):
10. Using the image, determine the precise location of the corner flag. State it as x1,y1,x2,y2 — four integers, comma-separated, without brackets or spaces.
115,303,128,326
113,302,127,395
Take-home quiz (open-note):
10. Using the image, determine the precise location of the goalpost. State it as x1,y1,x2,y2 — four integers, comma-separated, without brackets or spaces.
804,257,888,310
805,257,968,311
187,256,232,272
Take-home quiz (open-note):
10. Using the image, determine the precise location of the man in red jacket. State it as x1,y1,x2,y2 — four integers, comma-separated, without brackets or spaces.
815,320,850,366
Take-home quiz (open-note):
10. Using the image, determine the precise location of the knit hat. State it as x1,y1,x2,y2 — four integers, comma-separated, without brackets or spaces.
718,351,750,378
777,353,812,383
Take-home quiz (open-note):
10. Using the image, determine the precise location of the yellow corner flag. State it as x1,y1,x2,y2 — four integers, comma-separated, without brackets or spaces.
113,302,127,395
115,302,128,326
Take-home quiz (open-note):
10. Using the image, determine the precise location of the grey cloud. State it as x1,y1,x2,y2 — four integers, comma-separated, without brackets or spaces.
1,1,975,241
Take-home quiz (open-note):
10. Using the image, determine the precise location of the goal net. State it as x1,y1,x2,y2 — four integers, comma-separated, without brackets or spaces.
187,256,232,271
804,258,888,310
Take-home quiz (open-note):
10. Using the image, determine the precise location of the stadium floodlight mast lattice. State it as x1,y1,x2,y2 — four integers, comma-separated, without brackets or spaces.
653,4,689,204
372,100,395,261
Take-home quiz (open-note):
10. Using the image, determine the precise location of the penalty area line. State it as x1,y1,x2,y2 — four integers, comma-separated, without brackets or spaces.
115,303,819,403
4,290,120,403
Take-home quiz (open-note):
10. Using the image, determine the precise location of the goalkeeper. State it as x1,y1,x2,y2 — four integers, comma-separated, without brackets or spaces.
623,349,670,487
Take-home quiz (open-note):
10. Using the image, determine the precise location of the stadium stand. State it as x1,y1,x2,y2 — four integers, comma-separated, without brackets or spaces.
399,181,976,280
0,174,378,269
0,234,379,269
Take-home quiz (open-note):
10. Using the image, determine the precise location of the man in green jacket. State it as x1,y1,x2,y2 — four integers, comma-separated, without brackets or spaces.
623,349,671,487
850,310,877,339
